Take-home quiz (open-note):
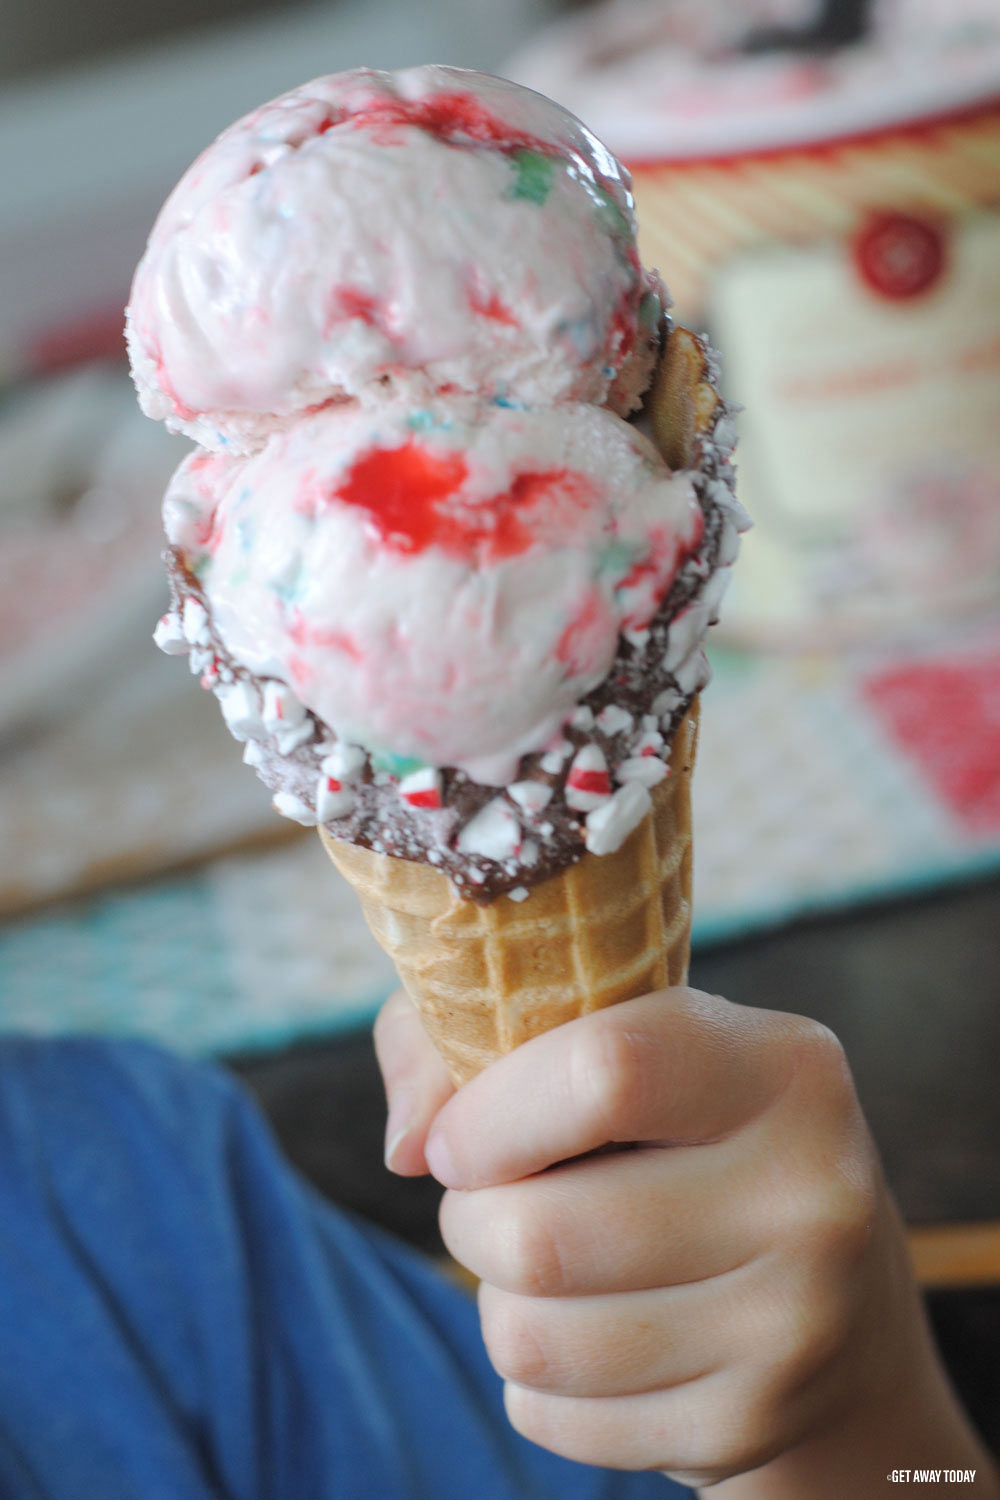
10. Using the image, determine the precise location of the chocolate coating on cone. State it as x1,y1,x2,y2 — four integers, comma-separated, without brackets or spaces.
323,705,697,1083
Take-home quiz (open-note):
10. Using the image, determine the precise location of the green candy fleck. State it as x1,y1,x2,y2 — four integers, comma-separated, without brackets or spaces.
599,539,637,579
638,285,663,332
271,558,305,604
508,149,554,206
589,183,630,239
370,749,426,778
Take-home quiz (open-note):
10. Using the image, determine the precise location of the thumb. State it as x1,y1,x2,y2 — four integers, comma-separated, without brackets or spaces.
374,988,455,1176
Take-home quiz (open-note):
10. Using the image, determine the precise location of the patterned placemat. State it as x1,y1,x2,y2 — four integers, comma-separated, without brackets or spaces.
3,620,999,1056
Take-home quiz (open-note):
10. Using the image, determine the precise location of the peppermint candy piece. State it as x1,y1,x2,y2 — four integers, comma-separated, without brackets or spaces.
457,799,522,861
216,680,263,741
673,649,711,697
616,756,668,789
632,728,665,758
398,768,442,810
320,743,367,784
153,612,187,655
508,781,553,817
653,687,682,718
188,646,213,677
584,782,652,856
181,597,211,647
569,706,595,731
272,791,318,826
316,774,355,821
262,680,314,754
539,738,572,774
596,705,634,736
565,745,612,812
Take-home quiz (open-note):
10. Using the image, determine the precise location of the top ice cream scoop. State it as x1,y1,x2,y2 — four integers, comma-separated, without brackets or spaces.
126,65,659,454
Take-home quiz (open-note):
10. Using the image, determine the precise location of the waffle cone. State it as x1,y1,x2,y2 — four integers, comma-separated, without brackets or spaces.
320,325,717,1083
322,706,698,1084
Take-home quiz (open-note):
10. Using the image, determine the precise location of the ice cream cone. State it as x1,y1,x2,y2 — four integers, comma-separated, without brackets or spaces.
322,703,697,1084
321,324,719,1082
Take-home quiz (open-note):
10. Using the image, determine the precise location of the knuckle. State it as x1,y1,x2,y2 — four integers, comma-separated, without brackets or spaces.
479,1288,558,1390
495,1200,568,1296
781,1165,876,1266
787,1017,854,1106
692,1376,790,1482
571,1010,651,1139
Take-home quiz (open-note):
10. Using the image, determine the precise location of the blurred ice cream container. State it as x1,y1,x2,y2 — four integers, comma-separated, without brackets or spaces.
510,0,1000,643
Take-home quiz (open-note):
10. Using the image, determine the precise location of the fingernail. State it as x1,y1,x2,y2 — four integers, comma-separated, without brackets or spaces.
424,1127,457,1185
384,1088,415,1172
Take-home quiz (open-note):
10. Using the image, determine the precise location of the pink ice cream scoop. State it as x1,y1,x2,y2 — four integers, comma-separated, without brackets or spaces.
163,397,704,784
126,65,659,455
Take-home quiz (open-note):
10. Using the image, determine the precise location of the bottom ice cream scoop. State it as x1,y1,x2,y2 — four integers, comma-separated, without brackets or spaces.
163,396,704,785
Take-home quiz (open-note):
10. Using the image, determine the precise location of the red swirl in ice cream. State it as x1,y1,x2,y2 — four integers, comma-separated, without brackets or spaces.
164,399,703,783
126,65,658,454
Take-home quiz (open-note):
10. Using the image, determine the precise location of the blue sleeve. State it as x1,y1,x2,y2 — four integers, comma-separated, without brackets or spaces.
0,1037,690,1500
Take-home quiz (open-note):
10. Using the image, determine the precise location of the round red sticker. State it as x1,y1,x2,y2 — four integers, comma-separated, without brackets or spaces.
852,210,947,301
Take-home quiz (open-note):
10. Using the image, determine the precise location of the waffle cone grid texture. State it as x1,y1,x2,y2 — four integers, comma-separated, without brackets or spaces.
322,707,697,1083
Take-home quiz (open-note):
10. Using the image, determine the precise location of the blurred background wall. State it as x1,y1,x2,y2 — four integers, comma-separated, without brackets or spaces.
0,0,579,84
0,0,279,82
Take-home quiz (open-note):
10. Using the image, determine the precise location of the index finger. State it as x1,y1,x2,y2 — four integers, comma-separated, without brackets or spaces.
424,988,801,1189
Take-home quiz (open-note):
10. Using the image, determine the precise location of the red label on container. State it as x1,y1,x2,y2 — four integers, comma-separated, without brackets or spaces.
852,211,947,302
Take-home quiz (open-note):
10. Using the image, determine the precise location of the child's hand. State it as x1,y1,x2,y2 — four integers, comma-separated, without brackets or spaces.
375,987,996,1496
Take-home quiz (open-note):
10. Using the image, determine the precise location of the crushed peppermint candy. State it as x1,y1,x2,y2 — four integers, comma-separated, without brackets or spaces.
507,886,530,902
565,744,612,811
507,780,553,816
653,688,682,717
674,649,711,697
569,705,595,730
272,791,318,826
616,755,668,788
398,767,442,809
316,774,356,821
623,625,650,650
457,798,522,861
262,681,313,754
320,743,367,783
181,598,211,647
632,728,665,758
153,612,187,655
199,656,223,690
585,782,652,855
539,738,572,774
217,680,263,741
596,705,634,736
188,646,213,677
